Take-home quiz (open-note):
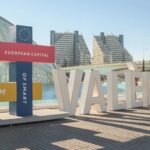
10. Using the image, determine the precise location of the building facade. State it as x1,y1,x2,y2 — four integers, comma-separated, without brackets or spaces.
93,32,133,65
50,30,91,67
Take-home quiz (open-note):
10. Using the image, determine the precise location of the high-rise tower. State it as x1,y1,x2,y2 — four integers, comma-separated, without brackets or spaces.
93,32,133,64
50,30,91,67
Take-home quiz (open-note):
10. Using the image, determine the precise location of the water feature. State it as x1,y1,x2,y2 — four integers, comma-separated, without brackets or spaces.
0,81,142,108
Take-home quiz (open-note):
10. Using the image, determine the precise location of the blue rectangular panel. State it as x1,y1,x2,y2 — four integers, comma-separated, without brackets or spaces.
16,62,32,116
9,25,33,116
16,25,32,44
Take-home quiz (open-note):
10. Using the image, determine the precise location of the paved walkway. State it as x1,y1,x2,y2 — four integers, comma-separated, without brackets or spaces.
0,109,69,126
0,107,149,150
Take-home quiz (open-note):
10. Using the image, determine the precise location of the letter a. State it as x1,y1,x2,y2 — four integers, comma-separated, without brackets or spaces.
79,70,106,114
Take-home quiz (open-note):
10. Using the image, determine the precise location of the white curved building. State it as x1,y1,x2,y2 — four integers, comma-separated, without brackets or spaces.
0,16,14,42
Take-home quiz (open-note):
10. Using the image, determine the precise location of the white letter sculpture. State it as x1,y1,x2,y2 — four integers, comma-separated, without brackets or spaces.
79,71,106,114
142,72,150,107
125,71,143,108
52,70,83,115
107,71,126,111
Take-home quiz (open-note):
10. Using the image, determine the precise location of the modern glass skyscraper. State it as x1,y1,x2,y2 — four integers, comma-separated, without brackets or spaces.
93,32,133,65
50,30,91,67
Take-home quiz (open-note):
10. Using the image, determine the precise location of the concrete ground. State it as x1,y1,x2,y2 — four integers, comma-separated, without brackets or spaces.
0,109,69,126
0,107,149,150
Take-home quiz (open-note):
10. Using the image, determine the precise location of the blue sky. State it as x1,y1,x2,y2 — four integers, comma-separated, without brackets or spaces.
1,0,150,61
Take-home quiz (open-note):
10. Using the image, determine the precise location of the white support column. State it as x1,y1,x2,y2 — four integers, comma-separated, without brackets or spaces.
107,71,126,111
125,71,143,108
79,70,106,114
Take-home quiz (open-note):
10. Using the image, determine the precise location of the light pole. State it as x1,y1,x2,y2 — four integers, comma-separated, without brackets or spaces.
142,48,146,72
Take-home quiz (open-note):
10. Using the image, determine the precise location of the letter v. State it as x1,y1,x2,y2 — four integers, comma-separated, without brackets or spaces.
52,70,83,115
